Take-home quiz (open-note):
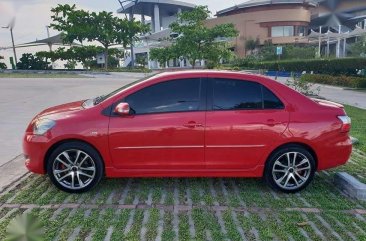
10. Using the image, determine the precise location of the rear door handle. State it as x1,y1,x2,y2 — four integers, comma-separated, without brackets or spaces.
183,121,203,128
266,119,281,127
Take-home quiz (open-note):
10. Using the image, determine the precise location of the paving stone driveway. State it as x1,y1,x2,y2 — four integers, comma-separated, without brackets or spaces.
0,164,365,240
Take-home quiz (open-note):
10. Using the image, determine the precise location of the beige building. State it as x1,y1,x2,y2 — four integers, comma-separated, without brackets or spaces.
205,0,317,57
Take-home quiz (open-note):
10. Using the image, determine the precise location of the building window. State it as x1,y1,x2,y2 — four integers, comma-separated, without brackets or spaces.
271,26,294,37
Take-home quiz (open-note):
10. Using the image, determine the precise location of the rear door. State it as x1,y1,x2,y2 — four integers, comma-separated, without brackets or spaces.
205,77,289,169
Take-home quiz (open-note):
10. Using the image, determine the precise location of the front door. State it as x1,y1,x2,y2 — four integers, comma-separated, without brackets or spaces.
205,78,289,170
109,78,206,170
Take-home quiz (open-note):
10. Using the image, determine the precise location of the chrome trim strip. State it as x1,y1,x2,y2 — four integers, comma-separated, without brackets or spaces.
115,145,204,150
205,145,266,148
115,145,265,150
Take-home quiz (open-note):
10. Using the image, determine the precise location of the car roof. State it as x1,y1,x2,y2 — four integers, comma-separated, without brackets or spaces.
153,70,267,79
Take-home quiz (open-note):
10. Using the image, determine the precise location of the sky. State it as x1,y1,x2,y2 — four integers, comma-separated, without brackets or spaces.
0,0,242,68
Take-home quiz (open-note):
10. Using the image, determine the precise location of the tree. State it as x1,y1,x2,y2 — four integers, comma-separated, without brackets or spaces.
37,46,124,69
150,6,238,68
245,37,260,55
150,47,174,67
50,4,148,69
0,55,6,69
349,35,366,57
16,53,50,70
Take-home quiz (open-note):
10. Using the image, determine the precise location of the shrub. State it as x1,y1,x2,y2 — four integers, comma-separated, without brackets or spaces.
235,58,366,76
301,74,366,88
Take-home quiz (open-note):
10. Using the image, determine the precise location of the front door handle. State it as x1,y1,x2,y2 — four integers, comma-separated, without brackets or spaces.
183,121,203,128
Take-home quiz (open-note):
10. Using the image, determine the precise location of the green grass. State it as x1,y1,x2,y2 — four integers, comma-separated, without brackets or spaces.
0,73,87,78
344,105,366,153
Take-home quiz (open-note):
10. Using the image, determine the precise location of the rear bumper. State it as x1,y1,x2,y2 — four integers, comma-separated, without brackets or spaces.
317,136,352,170
23,133,50,174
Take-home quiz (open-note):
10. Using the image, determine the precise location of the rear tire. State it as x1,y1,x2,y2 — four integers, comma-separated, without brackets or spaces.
264,145,316,193
46,141,103,193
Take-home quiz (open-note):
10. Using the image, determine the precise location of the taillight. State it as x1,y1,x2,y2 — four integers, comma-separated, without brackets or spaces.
337,115,351,133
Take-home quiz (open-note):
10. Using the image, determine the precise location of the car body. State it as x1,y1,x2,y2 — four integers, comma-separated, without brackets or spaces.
23,71,352,193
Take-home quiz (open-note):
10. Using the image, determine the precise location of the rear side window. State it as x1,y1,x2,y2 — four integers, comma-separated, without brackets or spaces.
263,86,284,109
212,78,262,110
125,78,201,114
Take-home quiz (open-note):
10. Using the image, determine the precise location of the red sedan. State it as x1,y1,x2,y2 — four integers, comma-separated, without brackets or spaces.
23,71,352,193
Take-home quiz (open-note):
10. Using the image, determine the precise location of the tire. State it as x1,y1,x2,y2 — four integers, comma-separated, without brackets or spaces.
46,141,104,193
264,145,316,193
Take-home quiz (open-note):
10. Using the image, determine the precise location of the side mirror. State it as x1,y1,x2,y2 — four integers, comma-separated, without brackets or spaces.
114,102,130,116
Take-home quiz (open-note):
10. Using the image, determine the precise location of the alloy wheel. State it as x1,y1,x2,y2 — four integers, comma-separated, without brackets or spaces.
271,151,311,191
52,149,96,190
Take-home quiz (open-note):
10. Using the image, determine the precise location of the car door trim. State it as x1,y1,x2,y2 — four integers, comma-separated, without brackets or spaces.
205,145,266,148
115,145,204,150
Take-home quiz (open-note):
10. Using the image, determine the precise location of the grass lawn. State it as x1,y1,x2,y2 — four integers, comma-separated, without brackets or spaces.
0,105,365,240
344,105,366,153
0,73,87,78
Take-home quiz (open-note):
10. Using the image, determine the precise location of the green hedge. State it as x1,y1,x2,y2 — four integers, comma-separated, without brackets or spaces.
235,58,366,76
301,74,366,89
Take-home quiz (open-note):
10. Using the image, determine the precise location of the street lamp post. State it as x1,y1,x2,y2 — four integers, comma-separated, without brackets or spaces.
2,25,18,68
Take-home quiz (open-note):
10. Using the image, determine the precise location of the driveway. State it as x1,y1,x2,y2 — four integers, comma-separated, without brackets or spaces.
0,72,148,167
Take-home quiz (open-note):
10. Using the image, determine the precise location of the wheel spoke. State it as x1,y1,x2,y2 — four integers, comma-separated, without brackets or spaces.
61,152,73,165
54,168,69,175
296,166,310,172
284,173,292,187
286,153,291,167
57,172,72,182
76,172,84,188
79,166,95,172
79,171,93,179
296,158,309,167
274,161,288,168
292,174,299,186
78,156,89,167
294,171,306,182
292,152,297,166
273,169,286,173
71,172,75,189
74,150,81,165
275,172,288,184
55,158,71,168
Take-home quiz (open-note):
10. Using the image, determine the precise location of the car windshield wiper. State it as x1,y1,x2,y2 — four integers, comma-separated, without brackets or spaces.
93,95,105,105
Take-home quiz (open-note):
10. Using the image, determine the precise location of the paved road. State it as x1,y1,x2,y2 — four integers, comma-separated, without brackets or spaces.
275,76,366,109
0,72,148,167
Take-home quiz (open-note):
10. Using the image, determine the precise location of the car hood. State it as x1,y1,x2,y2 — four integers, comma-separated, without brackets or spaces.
37,100,85,119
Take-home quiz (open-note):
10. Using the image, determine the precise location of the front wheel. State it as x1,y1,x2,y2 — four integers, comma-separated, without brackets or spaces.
47,142,104,193
264,145,316,193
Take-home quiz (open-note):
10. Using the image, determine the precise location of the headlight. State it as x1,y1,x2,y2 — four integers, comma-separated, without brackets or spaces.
33,119,56,135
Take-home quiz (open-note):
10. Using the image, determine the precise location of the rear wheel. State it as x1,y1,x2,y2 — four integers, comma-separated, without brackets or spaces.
264,145,316,193
47,142,103,193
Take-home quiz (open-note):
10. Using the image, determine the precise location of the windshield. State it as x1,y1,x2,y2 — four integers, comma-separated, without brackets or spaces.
85,74,157,107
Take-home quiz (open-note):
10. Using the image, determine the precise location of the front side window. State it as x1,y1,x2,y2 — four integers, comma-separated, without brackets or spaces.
271,26,294,37
212,79,262,110
125,78,201,114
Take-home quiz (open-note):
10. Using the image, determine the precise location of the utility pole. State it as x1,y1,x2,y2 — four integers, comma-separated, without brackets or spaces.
2,25,18,68
318,26,322,58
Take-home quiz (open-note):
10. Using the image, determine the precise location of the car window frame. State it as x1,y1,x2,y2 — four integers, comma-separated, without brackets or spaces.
110,77,207,116
207,78,285,112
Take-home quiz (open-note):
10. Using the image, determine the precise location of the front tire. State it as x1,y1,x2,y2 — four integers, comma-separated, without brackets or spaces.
47,142,104,193
264,145,316,193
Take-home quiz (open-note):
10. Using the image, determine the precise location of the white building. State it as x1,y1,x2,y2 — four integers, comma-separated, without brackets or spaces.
117,0,195,68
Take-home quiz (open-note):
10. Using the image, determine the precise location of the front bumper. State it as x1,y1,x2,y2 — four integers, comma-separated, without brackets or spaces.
23,133,50,174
